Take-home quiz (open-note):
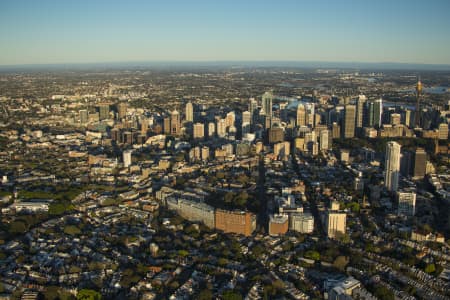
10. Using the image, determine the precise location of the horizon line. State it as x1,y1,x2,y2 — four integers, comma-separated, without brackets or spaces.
1,59,450,70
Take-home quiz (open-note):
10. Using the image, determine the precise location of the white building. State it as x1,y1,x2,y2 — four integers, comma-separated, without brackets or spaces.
290,213,314,234
123,150,132,168
384,141,401,192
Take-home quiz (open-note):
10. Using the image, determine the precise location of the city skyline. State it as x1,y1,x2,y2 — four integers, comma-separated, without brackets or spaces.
1,0,450,66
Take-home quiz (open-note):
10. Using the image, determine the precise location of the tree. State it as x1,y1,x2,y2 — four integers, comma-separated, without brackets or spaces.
9,221,27,234
304,250,320,261
198,289,213,300
424,263,436,274
77,289,101,300
222,290,242,300
333,256,349,271
64,225,81,236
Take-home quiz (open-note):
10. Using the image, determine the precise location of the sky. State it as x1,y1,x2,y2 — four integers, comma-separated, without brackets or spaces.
1,0,450,66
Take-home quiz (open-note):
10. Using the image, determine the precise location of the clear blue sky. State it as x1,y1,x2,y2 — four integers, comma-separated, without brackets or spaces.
1,0,450,65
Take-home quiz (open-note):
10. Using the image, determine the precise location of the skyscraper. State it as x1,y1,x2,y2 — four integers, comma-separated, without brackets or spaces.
385,141,401,192
79,109,88,124
262,91,273,117
117,102,127,119
413,148,427,179
123,150,132,168
372,99,383,128
356,94,367,129
98,104,110,120
343,105,356,138
185,102,194,123
296,104,306,127
170,109,180,135
193,123,204,139
415,79,422,127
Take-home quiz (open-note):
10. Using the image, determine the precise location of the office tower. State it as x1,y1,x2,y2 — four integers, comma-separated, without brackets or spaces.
319,129,329,150
170,109,180,135
123,131,133,145
242,111,251,125
193,123,204,139
201,146,209,161
385,141,401,192
397,191,416,216
248,97,258,115
390,113,401,125
208,122,216,137
332,122,341,139
117,102,127,119
225,111,235,128
413,148,427,179
98,104,110,120
365,101,374,127
343,105,356,138
400,150,413,177
79,109,88,124
296,104,306,127
123,150,132,168
373,99,383,128
111,128,120,142
185,102,194,122
405,109,412,127
262,91,273,117
356,94,367,128
306,103,315,127
415,79,422,127
163,117,171,135
217,118,226,138
140,118,149,135
268,127,284,144
438,123,449,140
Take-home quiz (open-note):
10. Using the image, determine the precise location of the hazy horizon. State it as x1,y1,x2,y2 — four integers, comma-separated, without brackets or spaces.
1,0,450,66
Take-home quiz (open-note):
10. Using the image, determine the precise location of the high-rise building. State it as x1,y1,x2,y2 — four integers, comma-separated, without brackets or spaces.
201,146,209,161
413,148,427,179
248,98,258,115
185,102,194,123
242,111,251,125
390,113,401,125
325,210,346,239
268,127,284,144
98,104,110,120
193,123,204,139
262,91,273,117
296,104,306,127
343,105,356,138
208,122,216,137
385,141,401,192
319,129,330,150
332,122,341,139
79,109,88,124
226,111,235,128
216,119,226,138
170,110,180,135
405,109,413,127
438,123,449,140
117,102,127,119
397,191,416,216
415,79,423,127
163,117,171,135
373,99,383,128
356,94,367,129
123,150,132,168
140,118,148,135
